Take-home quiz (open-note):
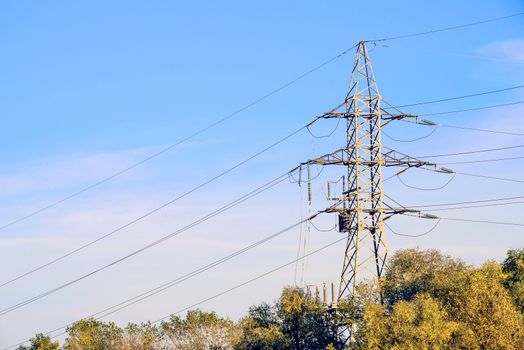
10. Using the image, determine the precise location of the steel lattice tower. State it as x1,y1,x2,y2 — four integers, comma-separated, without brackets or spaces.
337,41,386,300
301,41,436,306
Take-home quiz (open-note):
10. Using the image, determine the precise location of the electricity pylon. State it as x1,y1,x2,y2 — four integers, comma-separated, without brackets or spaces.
301,41,439,307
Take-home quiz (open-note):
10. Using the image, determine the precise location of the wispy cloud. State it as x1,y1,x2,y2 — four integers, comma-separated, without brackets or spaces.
479,39,524,63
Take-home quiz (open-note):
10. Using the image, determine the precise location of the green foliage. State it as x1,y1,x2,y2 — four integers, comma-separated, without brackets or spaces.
235,287,346,350
121,322,161,350
20,247,524,350
161,309,238,350
449,262,524,350
63,319,123,350
358,294,460,350
382,248,468,307
16,334,59,350
503,248,524,312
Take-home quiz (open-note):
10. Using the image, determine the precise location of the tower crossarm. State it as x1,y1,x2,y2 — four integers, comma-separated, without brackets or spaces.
382,147,436,169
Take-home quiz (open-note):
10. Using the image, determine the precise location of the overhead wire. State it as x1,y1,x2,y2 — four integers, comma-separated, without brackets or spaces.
417,100,524,117
4,212,323,349
406,194,524,208
0,169,300,316
386,84,524,109
382,127,438,142
452,170,524,184
6,222,343,350
402,118,524,137
404,213,524,227
413,200,524,212
396,172,457,191
5,12,524,233
437,156,524,165
366,12,524,42
385,219,442,237
416,144,524,158
0,124,309,290
0,44,360,233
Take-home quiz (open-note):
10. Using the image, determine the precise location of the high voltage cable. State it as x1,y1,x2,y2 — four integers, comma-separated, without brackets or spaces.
0,169,288,298
415,201,524,212
0,45,359,234
0,125,307,290
403,212,524,227
418,100,524,117
416,144,524,158
149,236,346,323
385,219,442,238
454,171,524,184
406,194,524,208
434,216,524,227
403,119,524,137
6,218,339,350
429,123,524,136
366,12,524,42
416,167,524,184
437,156,524,165
0,193,314,318
388,84,524,109
4,11,524,233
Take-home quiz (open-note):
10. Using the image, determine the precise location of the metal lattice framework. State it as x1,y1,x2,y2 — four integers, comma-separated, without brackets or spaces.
302,41,436,305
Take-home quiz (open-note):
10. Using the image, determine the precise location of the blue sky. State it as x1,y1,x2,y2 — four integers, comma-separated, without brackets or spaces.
0,0,524,347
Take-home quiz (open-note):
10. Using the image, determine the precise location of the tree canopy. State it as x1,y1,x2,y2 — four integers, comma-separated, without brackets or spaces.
17,248,524,350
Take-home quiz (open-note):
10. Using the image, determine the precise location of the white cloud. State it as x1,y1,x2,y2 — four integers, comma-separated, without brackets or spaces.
479,39,524,63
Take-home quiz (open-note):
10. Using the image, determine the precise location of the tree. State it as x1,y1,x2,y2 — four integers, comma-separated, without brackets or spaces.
16,334,59,350
161,310,238,350
121,322,161,350
357,294,460,350
502,248,524,313
381,249,468,307
236,287,345,350
63,319,123,350
449,262,524,350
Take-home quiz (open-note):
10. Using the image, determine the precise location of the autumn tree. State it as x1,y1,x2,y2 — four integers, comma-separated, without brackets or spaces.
357,293,461,350
16,334,59,350
63,319,123,350
161,310,239,350
503,248,524,313
236,287,345,350
121,322,161,350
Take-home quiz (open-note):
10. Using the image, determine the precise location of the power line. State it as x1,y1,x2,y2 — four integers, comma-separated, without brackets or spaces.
385,219,441,237
151,236,346,324
388,84,524,109
453,171,524,184
416,166,524,184
0,44,359,234
0,201,315,318
400,118,524,137
403,212,524,227
0,124,307,290
5,213,322,348
396,173,456,191
366,12,524,42
431,123,524,136
418,100,524,117
5,11,524,233
0,172,291,303
437,156,524,165
437,216,524,227
5,218,340,350
415,200,524,212
416,144,524,158
406,194,524,208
